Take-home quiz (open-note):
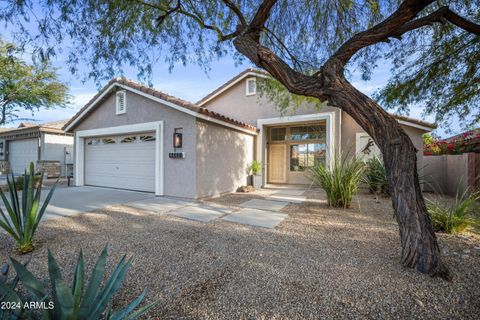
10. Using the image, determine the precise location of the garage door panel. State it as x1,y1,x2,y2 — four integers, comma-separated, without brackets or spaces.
9,139,39,175
84,133,155,192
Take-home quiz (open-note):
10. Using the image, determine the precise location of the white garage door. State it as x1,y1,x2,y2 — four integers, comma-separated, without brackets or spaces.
84,133,156,192
9,139,39,174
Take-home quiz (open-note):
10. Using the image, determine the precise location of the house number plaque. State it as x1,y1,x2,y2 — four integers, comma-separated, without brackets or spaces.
169,152,185,159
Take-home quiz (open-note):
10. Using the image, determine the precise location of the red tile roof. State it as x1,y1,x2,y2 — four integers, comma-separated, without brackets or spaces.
63,77,258,133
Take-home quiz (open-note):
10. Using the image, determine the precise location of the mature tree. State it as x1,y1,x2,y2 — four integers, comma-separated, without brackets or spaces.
0,39,69,125
2,0,479,279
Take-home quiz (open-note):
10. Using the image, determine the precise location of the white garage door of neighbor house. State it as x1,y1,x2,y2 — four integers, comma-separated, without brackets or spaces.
84,133,156,192
9,138,39,174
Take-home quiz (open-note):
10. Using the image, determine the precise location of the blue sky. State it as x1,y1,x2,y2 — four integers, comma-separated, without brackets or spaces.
1,29,455,137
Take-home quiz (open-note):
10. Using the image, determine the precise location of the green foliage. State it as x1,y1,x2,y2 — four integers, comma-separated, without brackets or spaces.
0,261,33,320
0,245,158,319
377,1,480,132
309,153,365,208
0,1,477,131
363,156,389,195
12,174,42,191
0,1,390,83
0,38,70,125
248,160,262,175
423,133,437,146
0,162,56,254
257,77,327,114
426,189,480,234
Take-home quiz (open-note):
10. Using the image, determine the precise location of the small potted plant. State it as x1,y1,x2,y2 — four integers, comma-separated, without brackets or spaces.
248,160,262,189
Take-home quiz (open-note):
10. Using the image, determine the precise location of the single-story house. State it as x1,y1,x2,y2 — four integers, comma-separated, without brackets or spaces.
64,68,435,198
0,120,74,176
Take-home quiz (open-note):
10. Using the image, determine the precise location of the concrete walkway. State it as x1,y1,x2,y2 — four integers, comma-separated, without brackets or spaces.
0,185,306,229
126,187,306,229
0,186,155,221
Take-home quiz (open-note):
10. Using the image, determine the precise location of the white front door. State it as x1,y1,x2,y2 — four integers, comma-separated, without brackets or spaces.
268,144,286,183
84,133,156,192
9,138,39,174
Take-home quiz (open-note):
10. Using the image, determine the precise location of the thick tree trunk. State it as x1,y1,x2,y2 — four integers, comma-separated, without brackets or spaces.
233,35,450,280
329,76,451,280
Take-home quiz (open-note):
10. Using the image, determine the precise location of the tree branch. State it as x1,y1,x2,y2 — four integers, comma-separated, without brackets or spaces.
392,6,480,37
137,0,240,42
245,0,278,41
327,0,435,68
221,0,247,28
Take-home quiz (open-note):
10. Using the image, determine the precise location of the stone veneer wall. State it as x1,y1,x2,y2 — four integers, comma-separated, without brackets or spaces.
37,160,61,178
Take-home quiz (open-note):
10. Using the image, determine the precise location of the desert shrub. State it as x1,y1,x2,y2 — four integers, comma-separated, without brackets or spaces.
426,189,480,234
0,162,56,253
309,153,365,208
12,173,42,191
363,156,389,195
0,245,158,319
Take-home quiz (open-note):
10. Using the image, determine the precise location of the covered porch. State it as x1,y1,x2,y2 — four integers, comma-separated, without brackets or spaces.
256,112,337,187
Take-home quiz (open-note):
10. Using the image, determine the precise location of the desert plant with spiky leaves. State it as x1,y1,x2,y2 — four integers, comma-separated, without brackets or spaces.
2,245,157,319
426,189,480,234
363,156,389,195
0,261,33,320
0,162,56,253
309,152,365,209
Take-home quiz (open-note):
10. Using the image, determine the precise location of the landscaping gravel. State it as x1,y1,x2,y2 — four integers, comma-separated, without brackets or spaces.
1,189,479,319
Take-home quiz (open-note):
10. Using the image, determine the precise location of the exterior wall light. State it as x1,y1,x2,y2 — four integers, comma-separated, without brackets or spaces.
173,129,183,149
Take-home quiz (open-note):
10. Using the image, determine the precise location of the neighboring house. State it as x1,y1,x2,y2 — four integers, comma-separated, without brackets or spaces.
0,120,74,176
64,69,435,198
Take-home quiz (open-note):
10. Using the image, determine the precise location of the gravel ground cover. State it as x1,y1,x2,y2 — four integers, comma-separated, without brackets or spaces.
0,188,479,319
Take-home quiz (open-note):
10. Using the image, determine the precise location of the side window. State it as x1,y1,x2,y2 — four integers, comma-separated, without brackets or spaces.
116,90,127,115
356,133,381,159
87,138,101,145
246,78,256,96
102,138,116,144
139,135,155,142
120,136,137,143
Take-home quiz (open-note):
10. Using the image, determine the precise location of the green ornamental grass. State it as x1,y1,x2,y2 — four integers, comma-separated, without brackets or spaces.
309,152,365,208
426,188,480,234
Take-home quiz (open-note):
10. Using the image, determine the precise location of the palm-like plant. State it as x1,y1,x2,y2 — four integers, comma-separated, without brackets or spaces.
1,245,158,319
426,188,480,234
309,152,365,208
0,162,56,253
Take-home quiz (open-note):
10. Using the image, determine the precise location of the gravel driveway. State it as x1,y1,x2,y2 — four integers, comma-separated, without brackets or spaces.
0,188,479,319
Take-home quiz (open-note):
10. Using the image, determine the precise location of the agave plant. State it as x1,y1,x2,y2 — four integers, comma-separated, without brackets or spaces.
2,245,157,319
0,262,34,319
309,152,365,208
0,162,56,253
426,188,480,234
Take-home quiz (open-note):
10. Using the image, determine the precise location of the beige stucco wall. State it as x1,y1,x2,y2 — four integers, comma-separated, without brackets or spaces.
73,90,198,198
203,75,429,184
341,112,426,175
196,119,255,198
204,77,341,130
423,154,471,195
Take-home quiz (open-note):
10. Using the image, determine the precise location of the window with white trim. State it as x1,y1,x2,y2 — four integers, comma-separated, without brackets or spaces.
120,136,137,143
116,90,127,114
356,132,381,160
246,78,256,96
